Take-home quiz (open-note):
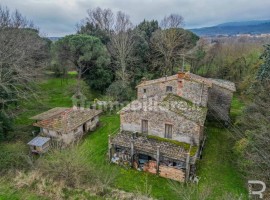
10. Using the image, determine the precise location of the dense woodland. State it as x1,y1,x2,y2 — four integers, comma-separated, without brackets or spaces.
0,5,270,199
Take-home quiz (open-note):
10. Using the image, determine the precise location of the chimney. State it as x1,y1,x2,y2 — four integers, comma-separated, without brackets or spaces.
177,71,186,79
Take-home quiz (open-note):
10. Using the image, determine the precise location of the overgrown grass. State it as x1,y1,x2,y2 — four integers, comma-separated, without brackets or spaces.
196,96,248,199
196,123,247,199
80,111,247,199
1,76,248,199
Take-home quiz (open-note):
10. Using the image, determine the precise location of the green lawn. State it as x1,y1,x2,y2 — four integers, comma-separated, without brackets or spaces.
79,103,248,199
1,76,248,199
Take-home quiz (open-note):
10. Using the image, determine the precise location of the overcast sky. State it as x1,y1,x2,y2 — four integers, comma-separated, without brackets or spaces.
1,0,270,37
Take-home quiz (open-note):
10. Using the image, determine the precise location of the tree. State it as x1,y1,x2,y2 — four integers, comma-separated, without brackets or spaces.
136,19,159,42
106,80,134,101
234,44,270,189
160,14,184,29
85,7,114,33
130,20,159,85
235,84,270,185
0,6,50,108
151,28,199,75
257,44,270,84
0,110,13,141
107,11,135,82
77,22,110,44
79,8,136,82
53,34,111,92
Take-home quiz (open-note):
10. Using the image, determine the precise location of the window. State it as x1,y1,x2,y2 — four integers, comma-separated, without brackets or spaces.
164,124,172,139
143,88,146,93
141,120,148,134
166,86,173,92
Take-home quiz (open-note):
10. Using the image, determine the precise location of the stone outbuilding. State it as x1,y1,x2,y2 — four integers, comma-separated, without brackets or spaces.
30,107,102,145
109,72,235,182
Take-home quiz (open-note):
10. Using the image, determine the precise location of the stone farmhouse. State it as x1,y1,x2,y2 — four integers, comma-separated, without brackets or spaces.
109,72,235,182
30,107,102,145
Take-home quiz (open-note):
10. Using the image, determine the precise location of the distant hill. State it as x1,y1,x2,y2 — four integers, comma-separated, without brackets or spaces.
190,20,270,36
47,37,62,42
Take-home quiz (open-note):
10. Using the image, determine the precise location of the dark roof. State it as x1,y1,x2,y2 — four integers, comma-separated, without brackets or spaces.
111,131,189,161
33,108,102,132
27,136,50,147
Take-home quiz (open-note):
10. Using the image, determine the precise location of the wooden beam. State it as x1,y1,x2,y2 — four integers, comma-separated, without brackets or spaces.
156,146,160,175
130,140,134,167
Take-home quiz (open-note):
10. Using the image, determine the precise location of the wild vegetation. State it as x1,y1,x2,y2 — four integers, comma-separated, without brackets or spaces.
0,4,269,200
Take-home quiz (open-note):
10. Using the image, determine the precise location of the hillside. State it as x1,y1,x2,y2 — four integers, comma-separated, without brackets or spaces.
190,20,270,36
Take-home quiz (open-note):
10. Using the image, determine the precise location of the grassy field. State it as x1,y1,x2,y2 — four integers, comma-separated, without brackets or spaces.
0,75,248,199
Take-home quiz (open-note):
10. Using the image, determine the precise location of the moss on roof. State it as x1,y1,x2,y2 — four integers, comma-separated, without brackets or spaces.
146,134,198,157
161,93,208,125
163,93,195,107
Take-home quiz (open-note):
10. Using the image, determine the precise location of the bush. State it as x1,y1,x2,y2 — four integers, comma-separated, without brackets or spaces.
0,110,13,141
106,81,135,102
36,146,93,187
36,145,117,192
0,142,33,174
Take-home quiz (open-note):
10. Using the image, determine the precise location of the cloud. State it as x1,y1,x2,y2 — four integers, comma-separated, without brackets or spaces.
1,0,270,36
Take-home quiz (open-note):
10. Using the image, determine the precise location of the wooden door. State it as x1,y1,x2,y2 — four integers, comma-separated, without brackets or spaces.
165,124,172,139
142,120,148,134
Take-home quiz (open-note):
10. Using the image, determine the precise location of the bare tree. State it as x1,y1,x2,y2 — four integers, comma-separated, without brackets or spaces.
108,11,135,81
161,14,184,29
85,7,114,33
150,26,197,75
0,6,49,107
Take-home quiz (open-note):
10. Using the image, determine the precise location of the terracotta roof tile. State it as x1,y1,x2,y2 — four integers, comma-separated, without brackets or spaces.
33,108,102,132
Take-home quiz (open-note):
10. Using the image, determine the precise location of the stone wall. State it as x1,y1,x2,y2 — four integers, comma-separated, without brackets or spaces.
86,116,99,131
207,84,233,122
120,109,202,145
137,79,178,100
137,77,209,107
41,117,100,145
177,79,209,107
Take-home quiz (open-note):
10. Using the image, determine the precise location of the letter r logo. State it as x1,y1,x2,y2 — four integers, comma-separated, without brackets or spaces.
248,180,266,199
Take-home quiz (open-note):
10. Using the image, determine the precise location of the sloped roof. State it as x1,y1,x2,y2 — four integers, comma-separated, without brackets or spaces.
136,72,236,92
208,78,236,91
111,131,189,161
136,74,178,88
160,94,207,125
183,72,212,87
30,107,69,120
120,94,207,125
136,72,213,88
33,108,102,132
27,136,50,147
